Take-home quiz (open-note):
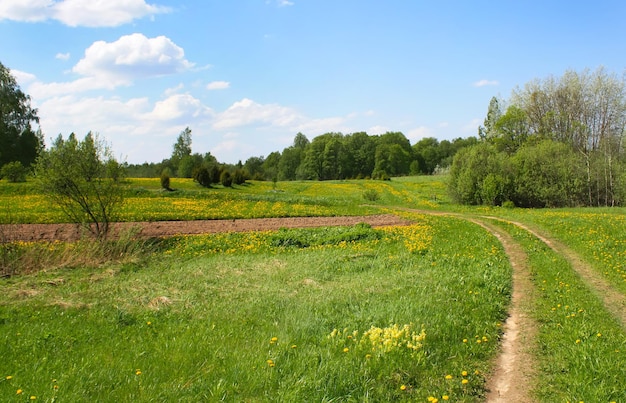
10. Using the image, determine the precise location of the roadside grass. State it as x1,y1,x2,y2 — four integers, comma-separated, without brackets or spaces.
490,208,626,294
0,216,511,402
491,220,626,402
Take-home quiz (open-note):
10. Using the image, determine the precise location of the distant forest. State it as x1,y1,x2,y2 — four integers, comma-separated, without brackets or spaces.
125,129,477,182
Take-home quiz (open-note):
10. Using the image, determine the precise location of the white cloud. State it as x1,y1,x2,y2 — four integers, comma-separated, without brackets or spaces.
206,81,230,90
11,69,37,85
74,33,194,82
367,125,390,135
473,79,499,87
29,34,194,98
0,0,170,27
214,98,300,129
55,52,70,60
406,126,433,142
146,93,213,122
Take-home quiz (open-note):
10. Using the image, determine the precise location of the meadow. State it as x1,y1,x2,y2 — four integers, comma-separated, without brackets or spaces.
1,176,626,401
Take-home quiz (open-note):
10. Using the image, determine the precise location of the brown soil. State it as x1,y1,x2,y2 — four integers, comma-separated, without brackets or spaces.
0,214,411,242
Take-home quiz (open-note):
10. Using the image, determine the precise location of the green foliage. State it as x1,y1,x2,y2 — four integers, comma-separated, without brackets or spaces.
362,188,380,201
159,169,172,191
1,161,27,182
233,168,247,185
0,62,43,168
191,166,211,188
269,223,380,248
34,132,126,239
220,170,233,187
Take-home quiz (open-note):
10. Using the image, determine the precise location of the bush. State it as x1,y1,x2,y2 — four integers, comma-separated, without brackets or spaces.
1,161,28,182
160,169,172,191
192,166,212,188
220,171,233,187
362,189,380,202
233,169,247,185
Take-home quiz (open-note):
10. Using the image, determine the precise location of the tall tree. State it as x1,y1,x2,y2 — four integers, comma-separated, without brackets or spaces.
171,127,192,175
0,62,42,168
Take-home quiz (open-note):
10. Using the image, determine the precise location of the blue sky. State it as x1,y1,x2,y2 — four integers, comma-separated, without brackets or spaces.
2,1,625,164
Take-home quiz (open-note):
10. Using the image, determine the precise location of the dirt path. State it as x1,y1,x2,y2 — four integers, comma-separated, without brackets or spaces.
484,216,626,330
468,219,536,403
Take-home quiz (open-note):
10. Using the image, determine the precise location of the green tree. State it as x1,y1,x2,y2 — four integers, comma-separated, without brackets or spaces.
0,62,43,167
1,161,28,182
511,140,586,207
171,127,192,175
35,132,126,239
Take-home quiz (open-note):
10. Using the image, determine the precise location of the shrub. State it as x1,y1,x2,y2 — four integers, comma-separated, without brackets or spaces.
363,189,380,202
1,161,28,182
221,171,233,187
192,166,211,188
160,169,172,191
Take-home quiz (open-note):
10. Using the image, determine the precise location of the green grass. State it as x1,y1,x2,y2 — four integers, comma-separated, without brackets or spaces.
0,216,511,401
490,220,626,402
0,177,449,224
3,175,626,401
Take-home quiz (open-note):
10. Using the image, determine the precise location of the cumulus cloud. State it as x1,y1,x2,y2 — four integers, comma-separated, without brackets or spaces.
30,34,194,98
0,0,170,27
74,33,194,82
206,81,230,90
146,93,213,122
55,52,70,60
214,98,300,129
473,79,499,87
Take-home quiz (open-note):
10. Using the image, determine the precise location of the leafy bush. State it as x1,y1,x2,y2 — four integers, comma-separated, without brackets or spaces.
362,189,380,201
1,161,28,182
220,170,233,187
192,166,211,188
160,169,172,191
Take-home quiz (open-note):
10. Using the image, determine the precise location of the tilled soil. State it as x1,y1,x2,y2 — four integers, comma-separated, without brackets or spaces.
0,214,412,242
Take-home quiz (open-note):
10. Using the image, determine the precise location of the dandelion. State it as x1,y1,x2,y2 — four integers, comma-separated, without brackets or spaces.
575,339,581,344
462,338,468,343
16,389,22,395
30,396,36,400
266,359,275,367
442,396,449,401
462,379,469,385
461,370,468,377
291,344,297,349
445,374,452,380
270,337,278,344
597,333,602,337
400,384,406,391
135,369,142,375
343,347,349,353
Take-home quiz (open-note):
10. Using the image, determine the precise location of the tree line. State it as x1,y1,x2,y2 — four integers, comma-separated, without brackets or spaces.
450,67,626,207
127,129,477,185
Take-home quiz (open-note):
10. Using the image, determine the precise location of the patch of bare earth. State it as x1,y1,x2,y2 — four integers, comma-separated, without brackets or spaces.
0,214,411,242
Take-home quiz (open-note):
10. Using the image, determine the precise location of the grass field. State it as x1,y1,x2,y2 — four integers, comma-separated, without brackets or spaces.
2,175,626,401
